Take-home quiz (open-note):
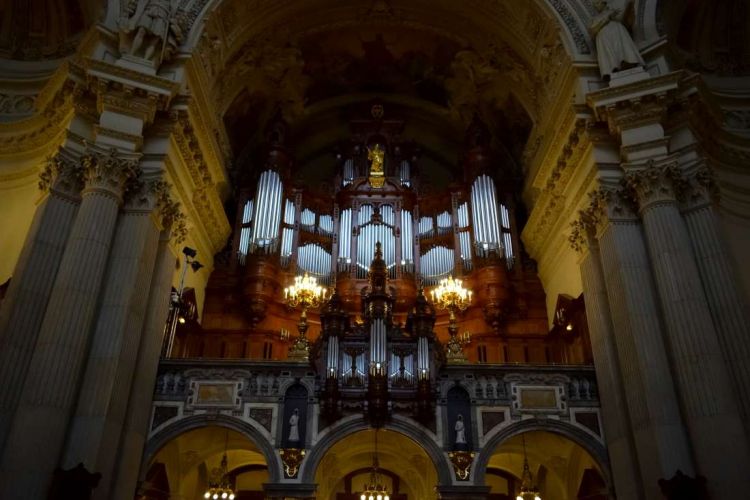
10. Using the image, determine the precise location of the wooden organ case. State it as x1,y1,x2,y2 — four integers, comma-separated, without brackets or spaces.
174,105,592,426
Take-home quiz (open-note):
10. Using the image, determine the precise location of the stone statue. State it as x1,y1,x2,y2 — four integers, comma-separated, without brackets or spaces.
288,408,300,442
120,0,181,66
589,0,645,79
455,414,466,445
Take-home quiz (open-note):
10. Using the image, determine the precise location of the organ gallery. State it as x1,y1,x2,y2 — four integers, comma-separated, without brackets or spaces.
0,1,749,500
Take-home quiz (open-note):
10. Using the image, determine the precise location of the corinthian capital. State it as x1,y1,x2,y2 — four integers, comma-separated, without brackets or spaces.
81,147,142,200
624,159,681,211
679,160,719,212
38,148,85,198
151,179,188,243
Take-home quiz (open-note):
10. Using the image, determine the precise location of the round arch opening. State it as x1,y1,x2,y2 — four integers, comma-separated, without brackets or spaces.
314,428,438,500
485,431,608,500
143,425,269,500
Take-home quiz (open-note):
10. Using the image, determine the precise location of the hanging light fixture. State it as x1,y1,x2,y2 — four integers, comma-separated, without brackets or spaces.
516,434,542,500
203,431,236,500
359,430,391,500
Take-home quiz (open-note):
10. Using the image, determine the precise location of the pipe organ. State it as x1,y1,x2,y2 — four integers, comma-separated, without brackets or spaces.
180,106,574,426
236,158,515,287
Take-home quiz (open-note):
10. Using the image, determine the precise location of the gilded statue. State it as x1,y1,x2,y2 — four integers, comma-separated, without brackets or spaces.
367,144,385,188
589,0,645,80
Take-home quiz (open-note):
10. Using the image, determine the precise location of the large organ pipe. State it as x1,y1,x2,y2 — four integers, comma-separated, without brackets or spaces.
418,336,429,379
369,319,387,373
327,336,339,377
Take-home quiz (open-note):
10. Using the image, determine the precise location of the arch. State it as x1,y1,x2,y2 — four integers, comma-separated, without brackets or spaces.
180,0,592,63
300,415,453,485
143,413,282,483
474,418,611,488
635,0,663,42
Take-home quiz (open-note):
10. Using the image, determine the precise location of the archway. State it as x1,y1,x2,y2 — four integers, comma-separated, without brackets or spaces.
312,428,438,500
481,430,609,500
142,421,276,500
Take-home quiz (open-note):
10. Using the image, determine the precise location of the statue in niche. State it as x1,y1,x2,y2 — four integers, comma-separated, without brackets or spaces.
119,0,186,67
288,408,300,443
455,414,467,445
589,0,645,80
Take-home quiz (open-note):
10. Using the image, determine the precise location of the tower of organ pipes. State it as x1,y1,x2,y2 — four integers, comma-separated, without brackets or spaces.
235,106,517,329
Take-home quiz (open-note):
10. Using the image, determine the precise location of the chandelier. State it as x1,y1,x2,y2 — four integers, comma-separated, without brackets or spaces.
284,272,328,316
359,430,391,500
430,276,472,363
203,432,235,500
516,434,542,500
430,275,472,320
284,272,328,360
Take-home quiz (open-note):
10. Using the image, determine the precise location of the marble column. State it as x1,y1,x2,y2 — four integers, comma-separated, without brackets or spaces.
0,148,140,499
681,164,750,435
111,230,176,500
626,161,750,496
592,185,693,499
574,224,642,499
0,152,81,452
62,181,169,495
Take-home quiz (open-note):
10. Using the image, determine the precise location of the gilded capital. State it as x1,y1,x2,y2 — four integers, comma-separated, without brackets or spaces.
624,159,681,211
38,148,85,198
81,147,142,200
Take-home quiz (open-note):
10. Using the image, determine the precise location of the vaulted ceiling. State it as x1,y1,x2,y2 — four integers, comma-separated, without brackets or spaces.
192,0,568,191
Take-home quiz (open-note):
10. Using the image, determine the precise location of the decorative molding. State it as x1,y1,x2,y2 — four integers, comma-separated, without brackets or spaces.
547,0,591,53
81,146,142,199
623,158,681,211
38,148,85,198
279,448,306,478
447,451,475,481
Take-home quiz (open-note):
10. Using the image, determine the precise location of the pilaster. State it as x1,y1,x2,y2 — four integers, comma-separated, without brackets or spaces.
0,147,140,499
680,162,750,437
0,148,83,452
571,218,642,499
110,228,178,500
625,158,750,496
62,178,183,499
585,181,693,498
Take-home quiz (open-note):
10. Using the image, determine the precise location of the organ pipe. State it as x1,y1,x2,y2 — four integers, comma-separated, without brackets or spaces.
401,210,413,264
417,336,429,380
251,169,283,250
338,209,352,262
370,318,387,374
419,246,454,283
327,336,339,377
470,175,502,252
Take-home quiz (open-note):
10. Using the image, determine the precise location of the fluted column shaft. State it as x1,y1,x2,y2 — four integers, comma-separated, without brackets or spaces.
595,205,693,498
111,232,175,500
578,242,642,499
683,200,750,432
0,150,138,499
631,166,750,496
0,156,81,452
62,206,161,494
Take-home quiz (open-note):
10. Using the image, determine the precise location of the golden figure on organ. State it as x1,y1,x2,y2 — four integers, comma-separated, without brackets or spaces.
367,144,386,188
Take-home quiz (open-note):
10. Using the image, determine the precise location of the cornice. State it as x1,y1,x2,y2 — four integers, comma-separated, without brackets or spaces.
522,112,595,259
169,115,231,253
